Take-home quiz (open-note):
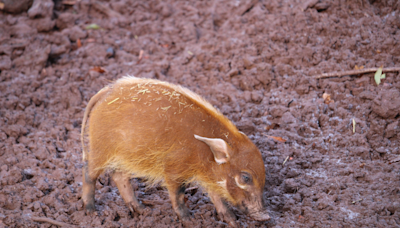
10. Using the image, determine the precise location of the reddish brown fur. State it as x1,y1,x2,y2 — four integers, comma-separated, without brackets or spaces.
81,76,269,226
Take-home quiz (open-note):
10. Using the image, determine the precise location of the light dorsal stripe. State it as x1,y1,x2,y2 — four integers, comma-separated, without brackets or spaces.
115,76,239,135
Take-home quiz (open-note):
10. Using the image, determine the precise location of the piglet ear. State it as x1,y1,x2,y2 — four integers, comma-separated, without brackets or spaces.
194,135,230,164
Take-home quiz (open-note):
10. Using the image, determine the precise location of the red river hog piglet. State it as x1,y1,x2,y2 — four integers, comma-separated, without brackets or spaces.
81,76,270,227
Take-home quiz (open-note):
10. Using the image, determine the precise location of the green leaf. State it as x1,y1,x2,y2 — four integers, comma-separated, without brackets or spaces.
85,23,101,30
381,73,386,79
374,67,383,85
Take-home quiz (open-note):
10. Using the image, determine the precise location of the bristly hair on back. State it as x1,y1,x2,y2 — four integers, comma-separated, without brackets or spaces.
115,76,240,136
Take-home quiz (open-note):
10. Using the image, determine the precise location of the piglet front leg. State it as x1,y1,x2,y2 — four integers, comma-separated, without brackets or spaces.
165,179,191,222
209,191,238,228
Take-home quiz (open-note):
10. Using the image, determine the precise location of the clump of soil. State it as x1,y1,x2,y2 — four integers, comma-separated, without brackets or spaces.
1,0,400,227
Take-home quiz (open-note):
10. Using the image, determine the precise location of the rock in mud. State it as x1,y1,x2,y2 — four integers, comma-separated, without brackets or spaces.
283,178,299,193
27,0,53,18
62,26,87,42
0,0,33,14
236,118,256,135
30,17,55,32
13,45,51,68
56,12,78,30
372,88,400,119
385,121,399,138
0,55,12,70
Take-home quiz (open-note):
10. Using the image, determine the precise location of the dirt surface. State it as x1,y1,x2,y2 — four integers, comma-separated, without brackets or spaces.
1,0,400,227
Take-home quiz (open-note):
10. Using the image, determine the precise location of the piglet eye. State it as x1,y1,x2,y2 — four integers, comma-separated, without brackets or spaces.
241,172,252,184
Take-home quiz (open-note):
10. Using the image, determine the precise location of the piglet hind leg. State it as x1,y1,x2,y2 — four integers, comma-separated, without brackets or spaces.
82,163,102,213
165,179,191,222
111,171,146,215
209,192,238,228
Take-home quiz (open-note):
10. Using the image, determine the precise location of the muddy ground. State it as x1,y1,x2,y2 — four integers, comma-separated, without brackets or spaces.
1,0,400,227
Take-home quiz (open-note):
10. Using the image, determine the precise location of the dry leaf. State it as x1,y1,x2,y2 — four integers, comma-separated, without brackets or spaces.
0,2,4,9
85,23,101,30
322,93,333,104
270,136,286,142
138,50,144,61
352,118,356,133
77,38,82,48
374,66,384,85
62,0,77,5
264,123,280,131
89,66,106,73
263,134,287,143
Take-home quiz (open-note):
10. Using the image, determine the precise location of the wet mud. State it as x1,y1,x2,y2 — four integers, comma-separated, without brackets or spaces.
1,0,400,227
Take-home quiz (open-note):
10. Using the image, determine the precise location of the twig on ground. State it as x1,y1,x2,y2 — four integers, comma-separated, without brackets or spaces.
313,67,400,79
31,216,75,227
282,156,289,166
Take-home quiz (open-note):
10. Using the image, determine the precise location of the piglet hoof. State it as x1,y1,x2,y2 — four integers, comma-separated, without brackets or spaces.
178,209,193,227
85,209,98,216
84,210,92,216
84,203,96,215
221,212,238,228
180,216,195,228
227,220,238,228
179,208,191,219
128,202,148,215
